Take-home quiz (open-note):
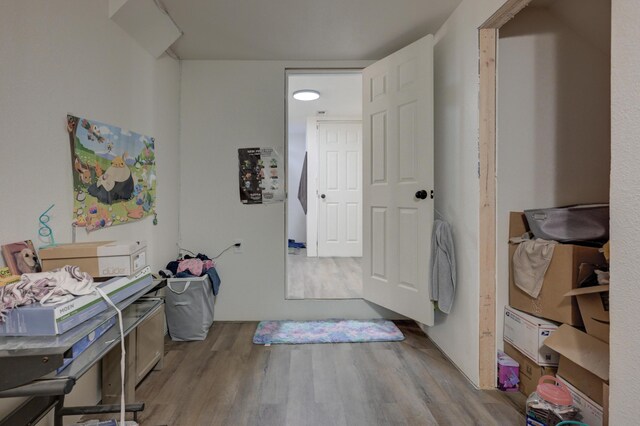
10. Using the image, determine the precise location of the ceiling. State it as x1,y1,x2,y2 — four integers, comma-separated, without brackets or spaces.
288,73,362,135
161,0,462,60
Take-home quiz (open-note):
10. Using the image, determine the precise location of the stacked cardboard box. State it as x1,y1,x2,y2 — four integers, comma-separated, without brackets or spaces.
502,306,559,396
508,212,604,325
505,212,609,425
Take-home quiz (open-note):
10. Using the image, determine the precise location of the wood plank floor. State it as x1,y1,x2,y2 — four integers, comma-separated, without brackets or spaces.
124,321,525,425
287,249,363,299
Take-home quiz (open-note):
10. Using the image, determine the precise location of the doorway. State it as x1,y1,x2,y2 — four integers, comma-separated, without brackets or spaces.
285,70,364,300
284,34,435,322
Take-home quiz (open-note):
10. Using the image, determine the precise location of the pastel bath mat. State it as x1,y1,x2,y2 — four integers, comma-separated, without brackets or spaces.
252,319,404,344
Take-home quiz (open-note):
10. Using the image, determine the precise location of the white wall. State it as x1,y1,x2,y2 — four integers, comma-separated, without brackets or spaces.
610,0,640,422
287,132,307,243
179,60,400,320
427,0,509,386
0,0,181,273
496,6,610,348
0,0,180,423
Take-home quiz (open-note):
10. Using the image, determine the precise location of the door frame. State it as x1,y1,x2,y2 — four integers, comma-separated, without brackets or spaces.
477,0,532,389
307,117,362,257
284,68,363,298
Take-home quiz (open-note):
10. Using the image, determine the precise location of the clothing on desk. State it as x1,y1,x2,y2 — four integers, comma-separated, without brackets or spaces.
430,220,456,314
0,265,94,320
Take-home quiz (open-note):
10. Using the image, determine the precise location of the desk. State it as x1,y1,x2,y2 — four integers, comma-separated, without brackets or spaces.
0,285,163,426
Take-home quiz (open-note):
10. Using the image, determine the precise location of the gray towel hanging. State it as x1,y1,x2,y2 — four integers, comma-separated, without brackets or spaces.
430,220,456,314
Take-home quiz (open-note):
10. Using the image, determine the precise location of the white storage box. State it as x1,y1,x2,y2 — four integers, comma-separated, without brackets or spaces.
165,275,215,341
40,241,147,278
504,305,560,366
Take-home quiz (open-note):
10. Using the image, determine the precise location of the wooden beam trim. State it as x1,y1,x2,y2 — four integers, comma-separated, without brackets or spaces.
480,0,532,29
478,28,497,389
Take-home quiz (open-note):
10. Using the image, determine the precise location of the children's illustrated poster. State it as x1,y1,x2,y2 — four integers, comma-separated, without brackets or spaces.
238,147,285,204
67,115,157,232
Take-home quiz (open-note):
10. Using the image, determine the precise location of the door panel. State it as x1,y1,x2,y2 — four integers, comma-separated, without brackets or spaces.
371,113,388,183
363,34,434,326
398,208,419,290
346,203,358,241
398,101,418,181
371,207,387,279
317,121,363,257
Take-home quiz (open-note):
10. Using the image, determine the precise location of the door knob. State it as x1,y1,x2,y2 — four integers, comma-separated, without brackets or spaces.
321,194,326,199
415,190,428,200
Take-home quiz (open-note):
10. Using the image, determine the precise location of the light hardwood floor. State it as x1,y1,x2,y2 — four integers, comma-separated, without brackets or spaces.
118,321,525,425
287,249,363,299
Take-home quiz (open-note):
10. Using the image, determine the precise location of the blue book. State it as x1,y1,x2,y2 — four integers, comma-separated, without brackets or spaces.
57,315,117,373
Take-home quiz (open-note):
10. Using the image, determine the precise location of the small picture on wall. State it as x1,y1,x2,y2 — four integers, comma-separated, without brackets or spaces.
1,240,42,275
238,147,285,204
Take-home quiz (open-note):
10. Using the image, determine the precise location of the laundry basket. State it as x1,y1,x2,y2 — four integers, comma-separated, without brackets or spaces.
165,275,215,341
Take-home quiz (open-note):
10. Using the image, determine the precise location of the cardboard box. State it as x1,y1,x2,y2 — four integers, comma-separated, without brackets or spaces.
509,212,605,325
543,324,609,406
504,341,557,396
557,375,603,426
0,266,152,336
504,305,559,366
565,263,610,343
40,241,147,278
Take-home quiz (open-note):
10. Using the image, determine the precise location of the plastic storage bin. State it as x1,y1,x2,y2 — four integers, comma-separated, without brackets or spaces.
165,276,215,341
526,376,579,426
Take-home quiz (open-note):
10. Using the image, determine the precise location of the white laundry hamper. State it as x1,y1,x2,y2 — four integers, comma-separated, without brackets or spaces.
165,276,215,341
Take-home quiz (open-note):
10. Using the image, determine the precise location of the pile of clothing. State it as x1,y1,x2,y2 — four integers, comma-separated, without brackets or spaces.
0,266,95,320
162,253,221,295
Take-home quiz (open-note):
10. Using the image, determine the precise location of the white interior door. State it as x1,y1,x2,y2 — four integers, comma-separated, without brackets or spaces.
317,121,363,257
362,34,434,326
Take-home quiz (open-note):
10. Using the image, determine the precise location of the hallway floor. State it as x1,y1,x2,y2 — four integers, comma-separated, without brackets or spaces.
287,249,363,299
130,321,524,425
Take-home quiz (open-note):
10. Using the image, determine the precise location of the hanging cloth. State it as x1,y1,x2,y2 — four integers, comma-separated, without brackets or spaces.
510,233,557,298
297,152,308,214
430,220,456,314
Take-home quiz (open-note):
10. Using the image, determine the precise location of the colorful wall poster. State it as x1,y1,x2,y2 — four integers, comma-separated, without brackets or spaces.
67,115,157,232
238,147,285,204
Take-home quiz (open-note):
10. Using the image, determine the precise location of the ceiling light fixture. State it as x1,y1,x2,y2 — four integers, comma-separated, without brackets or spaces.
293,90,320,101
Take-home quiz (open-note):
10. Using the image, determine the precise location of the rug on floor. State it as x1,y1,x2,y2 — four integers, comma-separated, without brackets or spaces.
252,319,404,344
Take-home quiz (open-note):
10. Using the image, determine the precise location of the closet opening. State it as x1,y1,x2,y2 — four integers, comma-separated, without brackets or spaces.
478,0,612,388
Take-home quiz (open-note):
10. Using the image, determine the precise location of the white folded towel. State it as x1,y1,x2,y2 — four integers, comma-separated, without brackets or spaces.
510,234,557,298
